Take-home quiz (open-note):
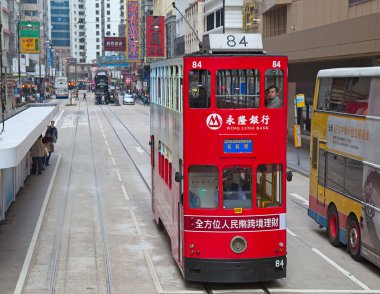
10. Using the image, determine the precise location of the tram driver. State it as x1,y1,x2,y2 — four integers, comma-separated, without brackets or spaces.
222,170,246,201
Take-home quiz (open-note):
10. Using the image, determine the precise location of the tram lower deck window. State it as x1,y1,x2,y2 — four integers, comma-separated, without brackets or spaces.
222,167,253,209
188,166,218,208
256,164,282,208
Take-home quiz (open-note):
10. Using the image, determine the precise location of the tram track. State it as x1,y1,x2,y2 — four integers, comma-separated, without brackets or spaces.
98,104,277,294
48,98,113,293
99,105,151,192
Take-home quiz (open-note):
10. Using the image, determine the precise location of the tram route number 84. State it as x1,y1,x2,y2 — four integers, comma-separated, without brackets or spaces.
275,259,285,269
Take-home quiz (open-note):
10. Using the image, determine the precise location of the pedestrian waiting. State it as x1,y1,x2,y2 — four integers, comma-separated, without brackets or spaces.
31,135,46,175
42,134,54,166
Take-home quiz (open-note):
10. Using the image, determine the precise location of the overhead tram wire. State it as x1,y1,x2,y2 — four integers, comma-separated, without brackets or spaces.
171,1,203,53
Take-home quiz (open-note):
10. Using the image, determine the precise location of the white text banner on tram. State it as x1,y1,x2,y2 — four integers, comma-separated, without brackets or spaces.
184,214,286,232
326,116,368,158
208,34,263,52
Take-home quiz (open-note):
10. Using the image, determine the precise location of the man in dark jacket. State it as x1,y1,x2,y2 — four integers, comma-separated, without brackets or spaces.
45,121,58,143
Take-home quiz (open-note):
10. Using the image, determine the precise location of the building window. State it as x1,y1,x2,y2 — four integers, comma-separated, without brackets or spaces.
263,5,287,38
216,8,224,28
206,13,214,31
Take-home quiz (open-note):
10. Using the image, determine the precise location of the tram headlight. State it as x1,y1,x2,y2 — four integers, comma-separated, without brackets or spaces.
230,236,247,254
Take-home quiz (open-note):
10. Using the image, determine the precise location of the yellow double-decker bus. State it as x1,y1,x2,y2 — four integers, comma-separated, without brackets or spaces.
308,67,380,267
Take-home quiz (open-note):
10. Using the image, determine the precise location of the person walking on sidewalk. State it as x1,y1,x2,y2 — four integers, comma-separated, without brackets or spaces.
31,135,46,175
83,92,86,101
45,120,58,143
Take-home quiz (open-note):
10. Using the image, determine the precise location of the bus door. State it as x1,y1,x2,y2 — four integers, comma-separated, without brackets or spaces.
177,159,184,268
317,142,327,206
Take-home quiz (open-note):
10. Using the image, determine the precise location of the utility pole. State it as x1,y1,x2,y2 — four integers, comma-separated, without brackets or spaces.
0,18,5,134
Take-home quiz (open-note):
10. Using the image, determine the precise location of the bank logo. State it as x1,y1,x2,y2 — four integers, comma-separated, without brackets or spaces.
206,113,223,130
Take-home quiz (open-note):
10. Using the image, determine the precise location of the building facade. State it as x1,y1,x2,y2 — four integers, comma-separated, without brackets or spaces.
251,0,380,136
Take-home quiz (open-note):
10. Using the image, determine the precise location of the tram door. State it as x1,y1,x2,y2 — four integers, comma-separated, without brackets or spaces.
177,159,184,268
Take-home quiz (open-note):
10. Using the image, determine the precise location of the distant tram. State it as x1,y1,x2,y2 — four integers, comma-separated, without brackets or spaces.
150,34,290,283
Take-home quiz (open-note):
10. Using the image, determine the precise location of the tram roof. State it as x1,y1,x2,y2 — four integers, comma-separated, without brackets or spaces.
0,105,58,169
318,67,380,78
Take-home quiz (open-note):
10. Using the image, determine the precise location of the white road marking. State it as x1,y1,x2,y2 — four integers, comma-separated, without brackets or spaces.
136,146,144,154
286,228,297,237
103,133,106,140
111,157,116,166
107,147,112,155
312,248,370,290
144,251,163,294
269,290,380,293
55,110,64,125
121,185,129,201
105,139,109,146
14,155,62,294
115,169,122,182
211,290,263,293
289,192,309,205
130,209,142,236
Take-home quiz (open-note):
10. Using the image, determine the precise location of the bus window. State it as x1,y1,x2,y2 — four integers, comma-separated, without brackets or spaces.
216,69,260,108
265,69,283,108
188,70,211,108
326,153,345,194
256,164,282,208
344,158,363,200
188,166,218,208
317,77,369,115
222,167,252,209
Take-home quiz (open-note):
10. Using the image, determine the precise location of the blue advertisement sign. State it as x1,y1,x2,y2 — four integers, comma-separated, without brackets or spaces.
96,55,129,67
223,139,253,154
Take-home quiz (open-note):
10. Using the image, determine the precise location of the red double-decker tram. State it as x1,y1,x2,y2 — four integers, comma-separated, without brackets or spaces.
150,34,289,283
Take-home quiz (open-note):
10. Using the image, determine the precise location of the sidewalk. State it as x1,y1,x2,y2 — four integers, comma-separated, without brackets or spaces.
0,154,60,294
287,141,310,177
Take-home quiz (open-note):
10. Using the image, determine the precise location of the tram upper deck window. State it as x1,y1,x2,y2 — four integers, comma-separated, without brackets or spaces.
317,77,369,115
265,69,283,108
222,167,252,209
216,69,260,108
188,166,218,208
188,70,211,108
256,164,282,208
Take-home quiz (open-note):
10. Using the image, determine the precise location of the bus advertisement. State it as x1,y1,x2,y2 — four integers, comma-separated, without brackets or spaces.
308,67,380,268
55,77,69,99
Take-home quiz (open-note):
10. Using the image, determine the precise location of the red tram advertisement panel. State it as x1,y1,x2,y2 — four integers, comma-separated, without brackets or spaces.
150,34,289,283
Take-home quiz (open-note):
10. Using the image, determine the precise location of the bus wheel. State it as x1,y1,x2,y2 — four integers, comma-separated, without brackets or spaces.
347,217,362,261
327,206,340,247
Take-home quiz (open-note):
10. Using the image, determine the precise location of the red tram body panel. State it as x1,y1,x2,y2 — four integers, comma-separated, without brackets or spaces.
150,36,288,283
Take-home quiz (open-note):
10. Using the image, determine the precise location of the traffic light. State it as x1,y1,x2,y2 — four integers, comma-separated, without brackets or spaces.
68,81,76,90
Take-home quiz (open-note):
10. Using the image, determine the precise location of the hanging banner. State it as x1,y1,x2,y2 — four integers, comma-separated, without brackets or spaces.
146,16,165,58
126,0,141,62
104,37,126,51
19,21,40,54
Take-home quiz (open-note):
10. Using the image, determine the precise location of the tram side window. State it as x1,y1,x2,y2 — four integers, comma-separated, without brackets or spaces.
188,70,211,108
256,164,282,208
317,77,369,115
265,69,283,108
222,167,252,209
188,166,218,208
216,69,260,108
